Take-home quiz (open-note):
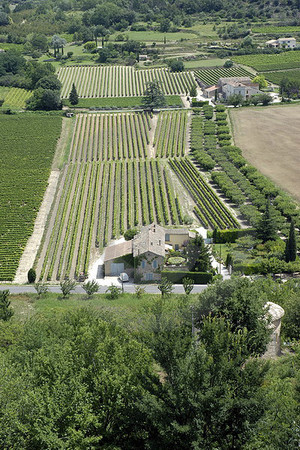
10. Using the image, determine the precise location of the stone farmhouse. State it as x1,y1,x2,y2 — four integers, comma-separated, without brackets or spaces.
104,223,194,280
218,77,261,101
266,37,296,49
202,77,261,101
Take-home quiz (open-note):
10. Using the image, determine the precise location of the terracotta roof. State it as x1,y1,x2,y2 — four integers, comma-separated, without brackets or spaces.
133,223,165,257
204,85,218,92
104,240,133,262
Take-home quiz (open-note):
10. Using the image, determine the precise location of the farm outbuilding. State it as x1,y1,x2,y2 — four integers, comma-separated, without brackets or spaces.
104,240,133,276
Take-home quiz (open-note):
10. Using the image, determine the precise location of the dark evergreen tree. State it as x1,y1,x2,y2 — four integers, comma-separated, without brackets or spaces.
141,80,166,112
69,83,79,105
285,220,297,262
185,233,211,272
256,198,277,243
0,290,14,321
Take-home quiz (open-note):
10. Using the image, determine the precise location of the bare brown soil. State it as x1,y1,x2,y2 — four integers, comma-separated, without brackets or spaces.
230,105,300,202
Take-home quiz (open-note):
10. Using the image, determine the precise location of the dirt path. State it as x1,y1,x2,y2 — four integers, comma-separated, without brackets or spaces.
14,170,60,283
148,113,158,158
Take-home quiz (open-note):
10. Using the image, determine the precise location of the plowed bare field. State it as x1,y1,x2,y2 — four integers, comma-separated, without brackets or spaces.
230,105,300,202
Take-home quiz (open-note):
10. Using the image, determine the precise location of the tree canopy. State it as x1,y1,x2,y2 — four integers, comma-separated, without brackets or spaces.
141,80,166,112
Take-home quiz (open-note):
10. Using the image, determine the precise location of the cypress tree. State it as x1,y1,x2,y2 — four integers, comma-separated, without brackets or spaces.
256,198,277,243
69,83,79,105
285,220,297,262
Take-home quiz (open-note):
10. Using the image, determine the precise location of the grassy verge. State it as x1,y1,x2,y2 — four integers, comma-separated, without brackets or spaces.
10,292,197,323
63,95,183,108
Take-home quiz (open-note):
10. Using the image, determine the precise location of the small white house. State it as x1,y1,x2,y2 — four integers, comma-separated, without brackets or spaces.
266,37,297,49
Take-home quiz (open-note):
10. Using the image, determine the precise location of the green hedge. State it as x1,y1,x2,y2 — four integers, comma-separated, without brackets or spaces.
161,270,213,284
208,228,255,243
192,99,209,107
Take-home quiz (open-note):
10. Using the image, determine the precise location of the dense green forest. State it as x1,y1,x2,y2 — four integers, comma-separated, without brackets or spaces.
0,277,299,448
0,0,299,43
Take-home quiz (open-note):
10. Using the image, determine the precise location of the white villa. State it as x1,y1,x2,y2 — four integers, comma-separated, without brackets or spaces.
266,37,297,49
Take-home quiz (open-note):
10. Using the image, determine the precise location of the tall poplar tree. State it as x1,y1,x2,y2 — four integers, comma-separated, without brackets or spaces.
285,220,297,262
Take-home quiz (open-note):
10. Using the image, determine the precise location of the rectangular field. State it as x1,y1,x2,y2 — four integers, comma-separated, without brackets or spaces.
252,26,300,34
58,65,195,98
68,112,151,161
194,66,254,86
63,95,182,108
230,105,300,202
262,69,300,84
0,115,62,281
232,51,300,72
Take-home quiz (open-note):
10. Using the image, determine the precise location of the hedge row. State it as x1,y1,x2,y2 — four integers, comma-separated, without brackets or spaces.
208,228,255,243
161,270,213,284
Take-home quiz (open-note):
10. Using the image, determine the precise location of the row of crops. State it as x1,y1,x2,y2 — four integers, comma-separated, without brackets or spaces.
58,65,195,98
0,115,62,281
0,87,32,109
35,160,183,281
232,51,300,72
170,157,239,229
69,112,151,162
153,110,188,158
194,67,254,86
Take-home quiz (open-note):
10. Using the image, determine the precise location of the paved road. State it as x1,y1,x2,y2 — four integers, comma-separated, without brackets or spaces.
0,284,208,295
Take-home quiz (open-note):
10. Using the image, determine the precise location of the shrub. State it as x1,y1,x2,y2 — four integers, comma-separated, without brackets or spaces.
27,268,36,284
60,280,76,298
82,280,99,297
106,285,122,299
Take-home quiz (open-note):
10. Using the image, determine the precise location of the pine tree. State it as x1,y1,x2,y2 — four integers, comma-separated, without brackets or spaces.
285,220,297,262
256,198,277,243
69,83,79,105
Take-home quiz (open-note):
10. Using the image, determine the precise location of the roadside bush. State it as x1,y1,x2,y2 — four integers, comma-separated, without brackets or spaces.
161,271,213,284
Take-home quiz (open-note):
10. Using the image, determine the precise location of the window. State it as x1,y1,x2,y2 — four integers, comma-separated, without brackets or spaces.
146,273,153,281
175,244,179,251
141,260,146,269
165,233,170,241
152,259,158,269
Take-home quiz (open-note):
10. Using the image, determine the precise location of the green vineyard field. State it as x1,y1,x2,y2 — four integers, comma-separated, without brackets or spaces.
68,112,151,161
0,87,32,109
58,65,195,98
194,67,254,86
35,110,239,281
35,159,182,282
262,69,300,84
154,110,188,157
0,115,62,281
232,51,300,72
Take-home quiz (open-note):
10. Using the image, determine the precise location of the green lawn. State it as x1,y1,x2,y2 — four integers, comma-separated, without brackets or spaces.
185,58,225,69
63,95,183,108
110,30,198,42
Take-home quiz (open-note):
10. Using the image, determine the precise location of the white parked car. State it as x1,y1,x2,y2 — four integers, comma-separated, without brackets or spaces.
119,272,129,282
